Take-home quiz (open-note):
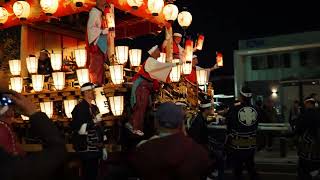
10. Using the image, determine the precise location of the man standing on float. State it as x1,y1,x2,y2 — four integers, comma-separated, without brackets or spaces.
86,0,109,86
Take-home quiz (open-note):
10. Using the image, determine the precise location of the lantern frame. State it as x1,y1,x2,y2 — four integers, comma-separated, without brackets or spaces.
63,99,78,118
52,72,65,91
74,49,87,68
40,101,54,119
51,53,62,71
129,49,142,67
196,69,209,86
13,1,30,20
115,46,129,64
148,0,164,16
109,96,124,116
32,74,45,92
76,68,90,86
109,65,124,85
94,87,110,115
10,77,23,93
26,55,38,74
40,0,59,16
9,60,21,76
0,7,9,25
162,3,179,22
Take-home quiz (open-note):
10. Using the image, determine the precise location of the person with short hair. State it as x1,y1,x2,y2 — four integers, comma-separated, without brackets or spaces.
38,49,53,75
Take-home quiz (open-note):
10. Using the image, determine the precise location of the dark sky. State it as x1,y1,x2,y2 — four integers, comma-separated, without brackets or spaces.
173,0,320,76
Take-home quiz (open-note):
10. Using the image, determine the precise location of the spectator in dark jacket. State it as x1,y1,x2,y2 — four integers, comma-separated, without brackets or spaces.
0,91,66,180
131,102,210,180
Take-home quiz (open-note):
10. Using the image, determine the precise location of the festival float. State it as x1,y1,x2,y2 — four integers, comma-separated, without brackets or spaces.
0,0,214,152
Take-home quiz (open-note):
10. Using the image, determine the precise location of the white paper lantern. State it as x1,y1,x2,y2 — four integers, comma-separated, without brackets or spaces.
129,49,142,67
157,52,166,63
52,72,65,90
26,56,38,74
32,75,44,92
10,77,23,93
40,0,59,16
163,3,178,22
196,34,205,50
74,49,87,68
40,101,53,119
109,65,124,85
51,53,62,71
0,7,9,25
178,10,192,28
21,115,29,121
196,69,209,86
13,1,30,20
115,46,129,64
63,100,77,118
170,61,181,82
73,0,84,7
148,0,164,16
185,39,193,62
109,96,124,116
127,0,143,9
9,60,21,76
94,87,110,115
182,61,192,75
76,69,90,86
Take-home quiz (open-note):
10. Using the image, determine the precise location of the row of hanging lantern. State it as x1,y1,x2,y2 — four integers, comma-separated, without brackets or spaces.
0,0,85,25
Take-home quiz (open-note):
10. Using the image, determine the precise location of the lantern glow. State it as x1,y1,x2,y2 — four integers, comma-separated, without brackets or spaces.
9,60,21,76
182,61,192,75
162,3,179,22
170,60,181,82
10,77,23,93
13,1,30,20
51,53,62,71
106,10,115,30
95,87,110,115
109,96,124,116
40,0,59,16
109,65,124,85
178,10,192,28
115,46,129,64
196,69,209,86
185,39,193,62
32,75,44,92
52,72,65,90
26,55,38,74
63,100,77,118
76,69,90,86
40,101,53,119
74,49,87,68
73,0,84,7
148,0,164,16
127,0,143,9
157,52,166,63
216,52,223,67
0,7,9,25
196,35,205,50
129,49,142,67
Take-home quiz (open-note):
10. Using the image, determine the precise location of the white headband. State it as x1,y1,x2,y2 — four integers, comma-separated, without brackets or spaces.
173,33,182,37
176,102,187,107
200,103,212,108
240,90,252,98
148,45,158,55
193,55,197,58
304,98,316,103
80,85,95,92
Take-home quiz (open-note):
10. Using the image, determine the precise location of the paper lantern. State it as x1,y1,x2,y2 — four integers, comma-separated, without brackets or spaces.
32,75,44,92
40,101,53,119
157,52,166,63
127,0,143,9
109,96,124,116
76,69,90,86
182,61,192,75
106,10,115,30
109,65,124,85
148,0,164,16
74,49,87,68
196,34,205,50
196,69,209,86
185,39,193,62
178,10,192,28
216,52,223,67
26,55,38,74
95,87,110,115
129,49,142,67
63,99,77,118
52,72,65,90
0,7,9,25
73,0,84,7
10,77,23,93
162,3,178,22
51,53,62,71
40,0,59,16
170,60,181,82
21,115,29,121
13,1,30,20
9,60,21,76
115,46,129,64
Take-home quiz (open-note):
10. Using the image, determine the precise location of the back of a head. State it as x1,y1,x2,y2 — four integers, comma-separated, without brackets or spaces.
240,86,252,105
156,102,185,129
